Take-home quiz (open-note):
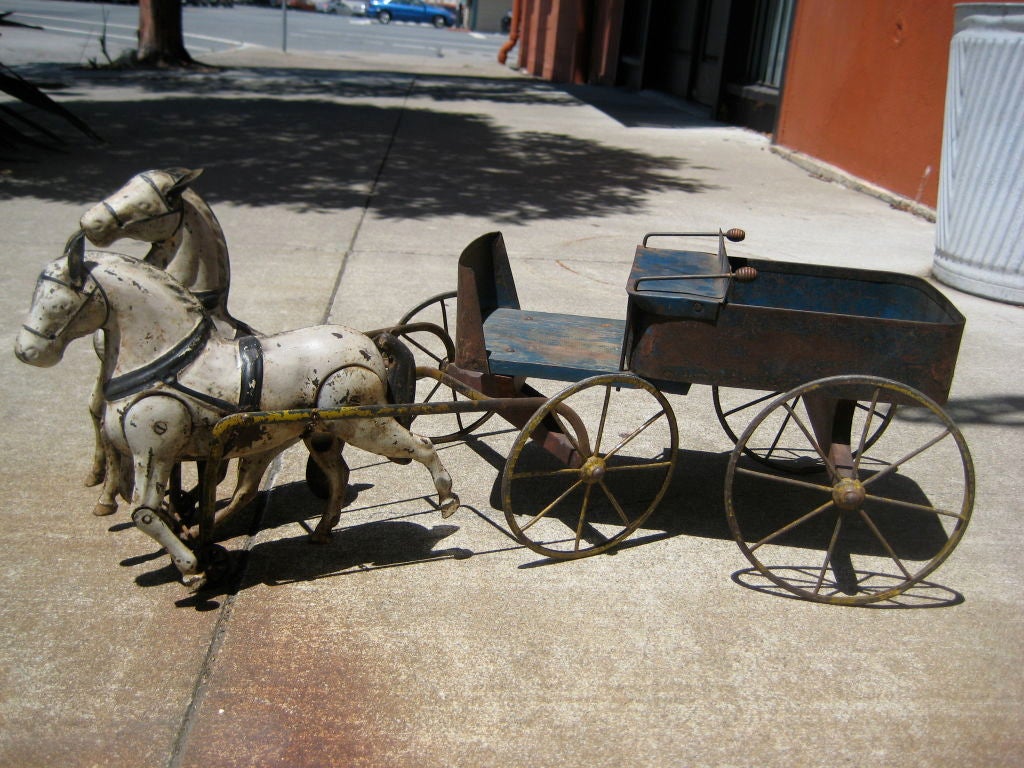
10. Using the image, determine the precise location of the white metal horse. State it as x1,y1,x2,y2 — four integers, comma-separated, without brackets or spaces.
78,168,254,499
79,167,248,337
15,245,459,586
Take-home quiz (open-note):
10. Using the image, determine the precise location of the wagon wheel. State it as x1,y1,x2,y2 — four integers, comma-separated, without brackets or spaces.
725,375,974,605
712,385,894,474
393,290,493,443
502,374,679,560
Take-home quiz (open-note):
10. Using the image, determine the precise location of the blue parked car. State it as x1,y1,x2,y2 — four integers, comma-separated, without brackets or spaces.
366,1,457,28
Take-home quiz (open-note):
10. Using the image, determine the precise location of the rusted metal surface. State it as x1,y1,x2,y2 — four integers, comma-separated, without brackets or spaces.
723,374,975,605
627,255,965,403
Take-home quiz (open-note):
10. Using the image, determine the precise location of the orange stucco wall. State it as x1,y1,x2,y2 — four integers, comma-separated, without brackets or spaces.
775,0,992,209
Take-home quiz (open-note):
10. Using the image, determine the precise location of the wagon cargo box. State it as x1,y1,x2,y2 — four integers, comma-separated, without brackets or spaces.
625,246,966,404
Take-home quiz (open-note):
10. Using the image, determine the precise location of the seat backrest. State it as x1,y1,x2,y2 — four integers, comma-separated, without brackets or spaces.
455,232,520,372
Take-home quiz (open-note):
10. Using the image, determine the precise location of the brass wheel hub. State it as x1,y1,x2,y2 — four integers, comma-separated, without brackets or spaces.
832,477,866,511
581,455,606,484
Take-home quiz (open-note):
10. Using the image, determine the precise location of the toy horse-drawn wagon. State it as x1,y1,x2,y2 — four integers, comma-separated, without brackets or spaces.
202,228,973,606
16,181,972,606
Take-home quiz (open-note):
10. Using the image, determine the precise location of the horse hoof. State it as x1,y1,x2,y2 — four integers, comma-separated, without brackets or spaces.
440,494,460,519
84,467,105,487
309,531,333,545
183,572,207,592
93,501,117,517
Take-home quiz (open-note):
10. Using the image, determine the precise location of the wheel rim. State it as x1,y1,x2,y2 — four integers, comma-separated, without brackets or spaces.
713,385,895,474
502,374,678,559
394,290,493,443
725,375,974,605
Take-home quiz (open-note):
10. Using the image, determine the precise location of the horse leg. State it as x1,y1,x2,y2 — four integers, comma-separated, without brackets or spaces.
345,419,459,518
121,396,200,579
317,366,458,518
93,445,120,517
304,433,351,544
85,377,107,488
209,450,278,530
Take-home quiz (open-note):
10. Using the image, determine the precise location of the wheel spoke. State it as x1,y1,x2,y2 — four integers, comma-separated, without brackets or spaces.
750,498,835,552
604,459,674,473
853,387,882,472
603,410,666,460
421,377,445,403
722,390,778,419
594,385,613,455
735,465,833,493
815,514,844,594
762,398,799,464
780,399,835,473
574,484,594,551
858,508,913,579
520,479,583,532
861,428,953,488
404,334,444,364
863,492,967,521
507,466,584,482
599,479,632,525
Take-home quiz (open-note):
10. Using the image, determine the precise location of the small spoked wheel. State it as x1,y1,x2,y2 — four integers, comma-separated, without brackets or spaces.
712,385,894,474
502,374,679,559
393,291,493,443
725,375,974,605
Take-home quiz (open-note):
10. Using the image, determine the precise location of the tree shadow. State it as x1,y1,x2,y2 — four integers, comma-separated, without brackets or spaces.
1,66,715,221
908,395,1024,428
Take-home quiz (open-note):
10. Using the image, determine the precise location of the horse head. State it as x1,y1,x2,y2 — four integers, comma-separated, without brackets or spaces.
79,168,204,248
16,232,108,367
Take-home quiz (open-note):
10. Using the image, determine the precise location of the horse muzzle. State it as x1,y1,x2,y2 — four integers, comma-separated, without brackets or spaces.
79,207,117,248
14,332,63,367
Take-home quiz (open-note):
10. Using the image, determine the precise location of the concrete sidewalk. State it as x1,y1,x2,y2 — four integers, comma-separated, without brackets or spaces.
2,31,1023,768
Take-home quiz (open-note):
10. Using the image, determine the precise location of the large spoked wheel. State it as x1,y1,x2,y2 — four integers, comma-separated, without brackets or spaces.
502,374,679,560
712,385,894,474
393,290,493,443
725,375,974,605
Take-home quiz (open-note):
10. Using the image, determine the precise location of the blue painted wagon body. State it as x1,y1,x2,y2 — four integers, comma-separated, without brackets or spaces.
411,230,973,605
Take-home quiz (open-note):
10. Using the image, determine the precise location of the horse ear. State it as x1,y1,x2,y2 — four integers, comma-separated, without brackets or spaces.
65,230,87,289
164,167,204,197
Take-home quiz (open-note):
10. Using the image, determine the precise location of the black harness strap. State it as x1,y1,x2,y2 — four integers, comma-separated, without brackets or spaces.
104,321,265,415
237,335,264,412
191,289,224,311
104,318,212,402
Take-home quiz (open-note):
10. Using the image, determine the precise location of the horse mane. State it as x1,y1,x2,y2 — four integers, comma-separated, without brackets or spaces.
88,250,208,316
143,187,223,268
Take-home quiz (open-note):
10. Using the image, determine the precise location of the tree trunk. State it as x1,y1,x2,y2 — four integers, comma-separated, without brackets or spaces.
137,0,193,67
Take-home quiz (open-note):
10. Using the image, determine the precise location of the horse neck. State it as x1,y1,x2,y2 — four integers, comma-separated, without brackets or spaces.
163,189,230,295
93,254,209,378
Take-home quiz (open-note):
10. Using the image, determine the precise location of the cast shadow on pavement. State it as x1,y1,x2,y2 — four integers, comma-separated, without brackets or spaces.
475,444,967,610
1,68,715,223
127,480,480,609
126,444,964,611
